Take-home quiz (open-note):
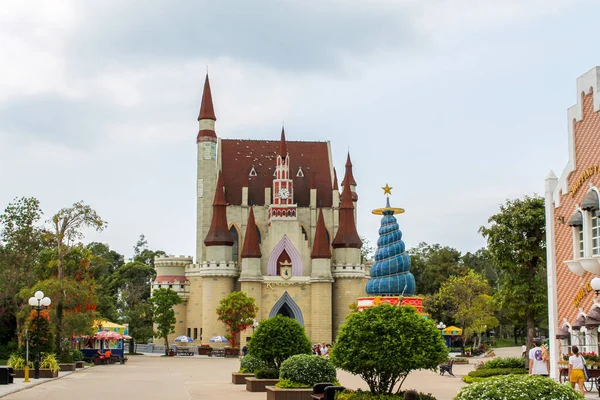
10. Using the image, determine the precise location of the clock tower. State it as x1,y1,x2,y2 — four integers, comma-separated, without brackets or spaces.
268,127,297,225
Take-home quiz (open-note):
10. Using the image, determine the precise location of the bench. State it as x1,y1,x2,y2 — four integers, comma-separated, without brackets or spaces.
0,367,15,385
176,349,195,356
312,383,345,400
440,359,454,376
110,355,128,364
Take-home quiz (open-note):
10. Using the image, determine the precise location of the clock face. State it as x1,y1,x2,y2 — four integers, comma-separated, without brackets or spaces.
278,187,290,200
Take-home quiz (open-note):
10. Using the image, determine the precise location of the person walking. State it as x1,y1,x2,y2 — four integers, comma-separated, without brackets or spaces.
568,345,586,395
528,339,549,376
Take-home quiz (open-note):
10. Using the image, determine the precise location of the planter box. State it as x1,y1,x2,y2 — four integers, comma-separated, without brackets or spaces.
59,363,76,372
266,386,312,400
198,347,213,356
75,361,84,369
14,369,58,378
232,372,254,384
246,377,280,392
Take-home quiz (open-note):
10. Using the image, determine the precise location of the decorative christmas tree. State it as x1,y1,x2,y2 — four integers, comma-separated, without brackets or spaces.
366,185,415,295
358,184,422,312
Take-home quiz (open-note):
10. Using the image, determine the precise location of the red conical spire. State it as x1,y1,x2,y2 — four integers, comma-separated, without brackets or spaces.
204,172,234,246
311,209,332,259
332,168,339,191
241,207,261,258
198,74,216,121
341,152,357,186
279,127,288,159
332,173,362,249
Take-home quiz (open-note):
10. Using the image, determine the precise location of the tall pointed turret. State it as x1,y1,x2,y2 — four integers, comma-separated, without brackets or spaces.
332,168,339,191
332,175,361,249
279,127,288,159
341,153,357,187
197,74,217,142
312,209,332,259
204,172,233,246
241,207,261,258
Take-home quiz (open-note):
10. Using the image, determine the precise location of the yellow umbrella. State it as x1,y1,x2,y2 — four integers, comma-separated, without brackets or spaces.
442,326,463,336
94,320,126,330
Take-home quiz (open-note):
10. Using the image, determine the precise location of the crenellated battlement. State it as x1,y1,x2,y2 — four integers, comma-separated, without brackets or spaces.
185,260,239,277
154,255,194,268
151,277,190,301
331,263,367,279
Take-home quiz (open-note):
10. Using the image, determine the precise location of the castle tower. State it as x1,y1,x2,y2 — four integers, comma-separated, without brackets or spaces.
239,206,263,340
202,172,237,340
196,74,219,264
331,170,364,336
152,255,193,342
341,153,358,223
310,208,333,343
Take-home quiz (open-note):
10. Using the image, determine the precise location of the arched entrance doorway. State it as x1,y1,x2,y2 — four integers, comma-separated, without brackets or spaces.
269,292,304,326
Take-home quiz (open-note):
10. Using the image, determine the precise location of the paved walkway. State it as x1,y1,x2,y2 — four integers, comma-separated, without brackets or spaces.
1,347,595,400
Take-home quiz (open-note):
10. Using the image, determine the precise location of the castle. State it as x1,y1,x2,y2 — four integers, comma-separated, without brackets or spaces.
152,75,368,345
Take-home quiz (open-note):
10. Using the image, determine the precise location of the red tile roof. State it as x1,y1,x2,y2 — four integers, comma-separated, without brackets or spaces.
204,172,234,246
220,139,333,207
198,74,216,121
332,173,362,249
311,208,332,259
155,275,187,283
241,207,262,258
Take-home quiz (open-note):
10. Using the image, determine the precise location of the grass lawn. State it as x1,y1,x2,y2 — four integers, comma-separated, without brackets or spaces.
493,338,522,348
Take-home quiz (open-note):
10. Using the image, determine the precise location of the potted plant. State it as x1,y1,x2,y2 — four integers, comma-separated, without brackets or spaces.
232,355,267,384
267,354,338,400
246,368,280,392
58,350,76,371
198,344,213,356
39,353,60,378
73,349,85,368
6,354,33,378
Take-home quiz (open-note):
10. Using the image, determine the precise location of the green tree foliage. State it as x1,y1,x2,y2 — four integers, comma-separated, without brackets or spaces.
50,201,106,352
132,234,165,267
151,288,182,352
409,242,464,295
479,195,546,350
216,291,258,350
331,304,448,394
248,315,312,368
113,261,155,353
24,309,55,354
279,354,337,387
430,270,498,349
0,197,48,347
87,242,124,322
360,236,375,263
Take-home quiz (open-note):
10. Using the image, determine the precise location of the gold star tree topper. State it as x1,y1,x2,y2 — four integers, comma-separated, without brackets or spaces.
382,183,393,195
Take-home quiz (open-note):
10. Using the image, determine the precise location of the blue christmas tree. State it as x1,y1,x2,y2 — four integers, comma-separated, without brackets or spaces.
365,194,416,296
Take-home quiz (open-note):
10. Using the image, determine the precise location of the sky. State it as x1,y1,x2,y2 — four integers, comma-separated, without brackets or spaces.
0,0,598,260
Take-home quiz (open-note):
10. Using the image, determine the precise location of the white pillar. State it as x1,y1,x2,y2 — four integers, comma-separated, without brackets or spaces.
545,170,559,379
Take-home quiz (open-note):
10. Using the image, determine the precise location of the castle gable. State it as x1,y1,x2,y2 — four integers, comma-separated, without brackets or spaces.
220,139,333,207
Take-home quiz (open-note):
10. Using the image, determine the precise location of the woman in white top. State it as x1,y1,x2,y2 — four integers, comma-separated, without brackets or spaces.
568,345,586,395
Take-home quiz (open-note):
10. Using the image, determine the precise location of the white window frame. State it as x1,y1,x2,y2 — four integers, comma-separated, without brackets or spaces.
579,227,585,258
592,214,600,256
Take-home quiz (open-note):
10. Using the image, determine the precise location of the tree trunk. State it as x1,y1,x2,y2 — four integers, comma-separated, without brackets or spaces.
129,338,135,354
164,336,169,355
513,326,518,345
526,309,535,355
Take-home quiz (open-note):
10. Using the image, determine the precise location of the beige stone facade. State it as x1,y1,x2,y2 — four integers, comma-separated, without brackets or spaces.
151,75,369,346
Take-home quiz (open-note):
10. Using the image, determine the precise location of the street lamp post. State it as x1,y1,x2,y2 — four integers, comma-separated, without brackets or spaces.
436,322,446,332
28,291,51,380
251,320,259,336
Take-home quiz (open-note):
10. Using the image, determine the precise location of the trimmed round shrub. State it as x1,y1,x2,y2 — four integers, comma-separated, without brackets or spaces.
454,375,584,400
332,304,448,394
239,354,269,374
248,315,312,368
477,357,525,370
337,389,437,400
279,354,337,387
467,367,528,378
255,367,280,379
